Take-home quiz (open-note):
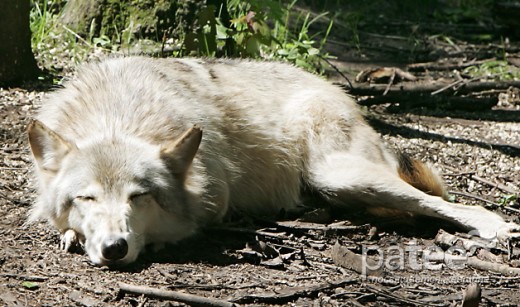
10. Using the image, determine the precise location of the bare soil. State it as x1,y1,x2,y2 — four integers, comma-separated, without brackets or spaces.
2,5,520,306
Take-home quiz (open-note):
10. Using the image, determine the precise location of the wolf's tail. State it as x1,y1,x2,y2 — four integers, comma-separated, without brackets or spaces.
397,152,448,200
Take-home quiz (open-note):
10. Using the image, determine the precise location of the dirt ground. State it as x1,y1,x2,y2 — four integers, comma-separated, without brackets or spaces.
2,6,520,307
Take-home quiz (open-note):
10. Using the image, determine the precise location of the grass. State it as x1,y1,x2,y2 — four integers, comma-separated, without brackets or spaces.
29,0,335,74
463,60,520,81
30,0,96,73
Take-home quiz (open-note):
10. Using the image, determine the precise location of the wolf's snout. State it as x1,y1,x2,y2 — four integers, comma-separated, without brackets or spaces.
101,237,128,261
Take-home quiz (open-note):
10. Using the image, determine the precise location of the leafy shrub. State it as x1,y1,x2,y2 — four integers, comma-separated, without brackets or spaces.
181,0,334,73
30,0,334,73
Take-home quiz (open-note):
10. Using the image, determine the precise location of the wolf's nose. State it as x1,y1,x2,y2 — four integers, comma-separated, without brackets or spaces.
101,237,128,261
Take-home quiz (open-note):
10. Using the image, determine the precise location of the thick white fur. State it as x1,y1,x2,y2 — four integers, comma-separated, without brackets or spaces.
28,57,519,266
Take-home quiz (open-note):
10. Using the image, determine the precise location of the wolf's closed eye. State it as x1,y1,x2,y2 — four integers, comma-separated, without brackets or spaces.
75,196,96,202
129,192,149,202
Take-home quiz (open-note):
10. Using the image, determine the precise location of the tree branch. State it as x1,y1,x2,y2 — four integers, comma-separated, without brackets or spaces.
118,282,236,307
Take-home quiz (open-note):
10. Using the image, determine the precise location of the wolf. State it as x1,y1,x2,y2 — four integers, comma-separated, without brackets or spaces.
27,57,519,266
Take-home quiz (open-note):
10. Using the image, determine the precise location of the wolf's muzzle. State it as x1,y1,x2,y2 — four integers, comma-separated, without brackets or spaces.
101,237,128,261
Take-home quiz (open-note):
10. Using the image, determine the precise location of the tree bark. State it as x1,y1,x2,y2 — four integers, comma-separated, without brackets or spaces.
0,0,40,86
59,0,208,43
60,0,103,36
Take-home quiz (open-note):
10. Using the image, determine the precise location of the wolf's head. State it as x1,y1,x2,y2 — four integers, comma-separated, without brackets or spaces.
27,120,202,266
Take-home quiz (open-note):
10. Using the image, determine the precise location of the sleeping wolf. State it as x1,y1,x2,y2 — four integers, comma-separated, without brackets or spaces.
27,57,520,266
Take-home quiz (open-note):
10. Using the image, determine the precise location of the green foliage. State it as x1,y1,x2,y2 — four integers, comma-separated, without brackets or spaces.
498,194,518,207
21,281,39,290
342,12,362,52
463,60,520,81
29,0,333,74
180,0,334,73
30,0,95,70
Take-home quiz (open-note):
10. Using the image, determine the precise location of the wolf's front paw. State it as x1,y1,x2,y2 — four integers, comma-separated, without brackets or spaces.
60,229,82,252
496,222,520,243
476,222,520,243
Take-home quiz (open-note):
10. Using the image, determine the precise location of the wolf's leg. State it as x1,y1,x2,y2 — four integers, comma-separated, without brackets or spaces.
60,229,83,252
307,152,520,242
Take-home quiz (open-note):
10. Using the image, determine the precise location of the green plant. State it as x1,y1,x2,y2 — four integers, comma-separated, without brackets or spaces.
30,0,57,47
463,60,520,81
30,0,334,74
342,11,362,52
270,4,334,72
498,194,518,207
177,0,333,72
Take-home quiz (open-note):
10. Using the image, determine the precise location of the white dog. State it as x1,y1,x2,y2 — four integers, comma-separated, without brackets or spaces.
27,57,519,266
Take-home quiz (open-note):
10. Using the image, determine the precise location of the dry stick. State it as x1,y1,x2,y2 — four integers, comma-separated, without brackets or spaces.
434,231,520,276
466,257,520,276
348,80,520,96
118,282,236,307
469,174,518,195
136,295,147,307
443,171,476,177
319,55,353,89
364,285,440,306
449,191,501,208
382,69,396,96
431,79,464,95
157,269,235,290
0,273,49,282
504,206,520,214
434,229,499,253
330,242,384,277
443,165,518,195
407,58,493,72
231,278,357,304
432,73,483,96
431,250,520,276
276,220,369,233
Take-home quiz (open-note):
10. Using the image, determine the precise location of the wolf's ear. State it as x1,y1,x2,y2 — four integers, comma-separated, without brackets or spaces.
27,120,76,173
160,125,202,174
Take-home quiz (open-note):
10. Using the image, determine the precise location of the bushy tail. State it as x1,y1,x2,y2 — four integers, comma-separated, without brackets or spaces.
397,152,448,200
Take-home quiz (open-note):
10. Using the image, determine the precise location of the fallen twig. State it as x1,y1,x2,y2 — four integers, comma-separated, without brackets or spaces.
431,79,464,95
0,273,49,282
449,191,501,208
358,95,498,111
435,229,499,253
231,278,357,304
383,69,396,96
118,282,236,307
443,165,519,195
365,284,440,306
157,269,240,290
320,55,353,89
467,257,520,276
469,174,518,195
347,80,520,96
408,58,493,72
330,242,384,277
276,220,370,235
504,206,520,214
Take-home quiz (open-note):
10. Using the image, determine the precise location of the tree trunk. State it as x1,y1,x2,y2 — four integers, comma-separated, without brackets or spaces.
0,0,40,86
60,0,103,37
60,0,208,45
